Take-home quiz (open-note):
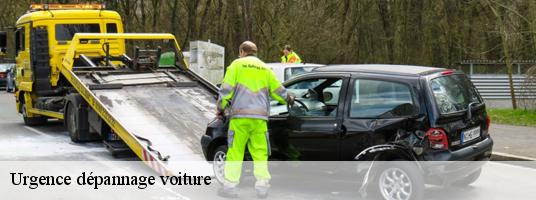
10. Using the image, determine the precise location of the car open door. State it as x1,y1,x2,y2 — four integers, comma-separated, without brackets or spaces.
269,75,349,160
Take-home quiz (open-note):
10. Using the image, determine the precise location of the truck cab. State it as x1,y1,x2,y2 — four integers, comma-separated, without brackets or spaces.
13,4,124,124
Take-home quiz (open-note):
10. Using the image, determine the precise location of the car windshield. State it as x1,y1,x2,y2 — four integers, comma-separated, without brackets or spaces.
430,74,481,114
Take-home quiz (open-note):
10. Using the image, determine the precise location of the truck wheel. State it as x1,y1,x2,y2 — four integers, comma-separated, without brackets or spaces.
66,102,81,142
454,168,481,186
212,145,228,185
65,95,100,143
369,162,424,200
21,99,47,126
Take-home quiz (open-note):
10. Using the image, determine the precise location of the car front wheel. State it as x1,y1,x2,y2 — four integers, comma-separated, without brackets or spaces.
212,145,227,185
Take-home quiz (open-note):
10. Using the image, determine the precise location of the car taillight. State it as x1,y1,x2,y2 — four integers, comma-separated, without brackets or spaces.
426,128,449,150
0,72,5,78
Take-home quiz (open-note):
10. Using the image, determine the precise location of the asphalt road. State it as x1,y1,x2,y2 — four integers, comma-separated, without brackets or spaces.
1,91,536,199
0,91,123,161
490,123,536,160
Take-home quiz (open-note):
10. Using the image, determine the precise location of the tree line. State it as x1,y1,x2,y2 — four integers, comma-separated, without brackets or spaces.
0,0,535,67
1,0,535,108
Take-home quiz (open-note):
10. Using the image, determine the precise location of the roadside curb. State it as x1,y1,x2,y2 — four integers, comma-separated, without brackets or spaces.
492,152,536,161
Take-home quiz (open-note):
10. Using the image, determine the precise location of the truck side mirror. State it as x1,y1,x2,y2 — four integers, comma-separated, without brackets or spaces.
0,31,7,54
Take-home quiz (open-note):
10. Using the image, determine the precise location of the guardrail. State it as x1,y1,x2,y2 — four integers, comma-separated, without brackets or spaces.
470,74,536,99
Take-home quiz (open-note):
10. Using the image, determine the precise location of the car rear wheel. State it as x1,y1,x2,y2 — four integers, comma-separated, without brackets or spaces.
212,145,227,185
370,162,424,200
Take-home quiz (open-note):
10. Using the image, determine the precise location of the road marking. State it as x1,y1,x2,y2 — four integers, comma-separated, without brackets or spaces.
493,152,536,161
23,126,53,138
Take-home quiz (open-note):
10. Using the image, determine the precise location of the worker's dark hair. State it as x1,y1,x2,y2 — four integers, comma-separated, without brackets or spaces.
284,44,292,51
240,41,257,55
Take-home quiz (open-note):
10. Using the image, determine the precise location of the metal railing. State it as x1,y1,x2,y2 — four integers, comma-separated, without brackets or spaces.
470,74,536,99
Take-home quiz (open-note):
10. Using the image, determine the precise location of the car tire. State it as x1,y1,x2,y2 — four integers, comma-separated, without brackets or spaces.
212,145,228,185
368,162,424,200
21,97,47,126
454,168,482,186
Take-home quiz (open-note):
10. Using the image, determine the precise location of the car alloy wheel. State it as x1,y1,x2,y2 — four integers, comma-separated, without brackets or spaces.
213,148,226,184
378,167,413,200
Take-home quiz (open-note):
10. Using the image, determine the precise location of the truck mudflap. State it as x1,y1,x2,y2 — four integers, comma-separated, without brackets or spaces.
60,33,219,175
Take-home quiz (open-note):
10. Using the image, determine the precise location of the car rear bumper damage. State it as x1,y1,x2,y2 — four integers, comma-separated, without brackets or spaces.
426,136,493,161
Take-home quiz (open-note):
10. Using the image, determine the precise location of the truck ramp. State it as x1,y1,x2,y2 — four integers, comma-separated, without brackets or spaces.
59,33,220,174
82,72,216,161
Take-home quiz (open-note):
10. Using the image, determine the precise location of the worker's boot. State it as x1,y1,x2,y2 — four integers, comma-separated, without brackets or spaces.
255,180,270,199
218,181,239,198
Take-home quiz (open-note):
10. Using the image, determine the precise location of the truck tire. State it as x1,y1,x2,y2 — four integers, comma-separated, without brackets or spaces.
65,94,101,143
21,97,47,126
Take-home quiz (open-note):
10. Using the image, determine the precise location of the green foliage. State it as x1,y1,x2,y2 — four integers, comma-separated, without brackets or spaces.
488,108,536,127
1,0,536,67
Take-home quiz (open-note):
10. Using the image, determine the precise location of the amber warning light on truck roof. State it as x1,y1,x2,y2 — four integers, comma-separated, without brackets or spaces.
29,3,105,11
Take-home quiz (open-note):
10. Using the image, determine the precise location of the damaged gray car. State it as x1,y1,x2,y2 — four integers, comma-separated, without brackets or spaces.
202,64,493,200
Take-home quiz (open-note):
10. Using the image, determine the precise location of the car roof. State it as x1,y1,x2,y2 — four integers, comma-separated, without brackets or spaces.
313,64,446,76
266,63,324,69
0,63,15,70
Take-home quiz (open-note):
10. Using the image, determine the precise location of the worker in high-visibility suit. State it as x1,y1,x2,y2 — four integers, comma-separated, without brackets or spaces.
280,44,302,64
217,41,293,198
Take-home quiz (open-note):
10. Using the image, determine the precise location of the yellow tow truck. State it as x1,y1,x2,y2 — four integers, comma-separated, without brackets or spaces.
3,3,219,174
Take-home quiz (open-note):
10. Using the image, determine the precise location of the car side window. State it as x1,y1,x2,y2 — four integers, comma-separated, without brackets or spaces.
350,79,415,118
285,78,343,117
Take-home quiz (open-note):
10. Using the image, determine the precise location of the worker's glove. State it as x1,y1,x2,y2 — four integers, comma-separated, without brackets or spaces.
287,93,296,106
216,110,224,120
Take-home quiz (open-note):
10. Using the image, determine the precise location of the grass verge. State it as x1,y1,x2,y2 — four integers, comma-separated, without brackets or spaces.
487,108,536,127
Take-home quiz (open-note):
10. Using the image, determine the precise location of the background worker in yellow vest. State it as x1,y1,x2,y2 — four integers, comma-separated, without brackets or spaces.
217,41,294,198
281,44,302,63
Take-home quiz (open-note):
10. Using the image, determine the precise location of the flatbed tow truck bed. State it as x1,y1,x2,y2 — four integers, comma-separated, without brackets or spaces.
79,71,216,160
59,34,219,174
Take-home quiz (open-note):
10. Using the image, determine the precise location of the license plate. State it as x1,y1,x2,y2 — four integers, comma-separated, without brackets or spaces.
461,126,481,143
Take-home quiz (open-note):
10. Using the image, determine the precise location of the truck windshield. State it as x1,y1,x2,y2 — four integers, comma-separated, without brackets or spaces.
55,24,101,41
430,74,481,114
